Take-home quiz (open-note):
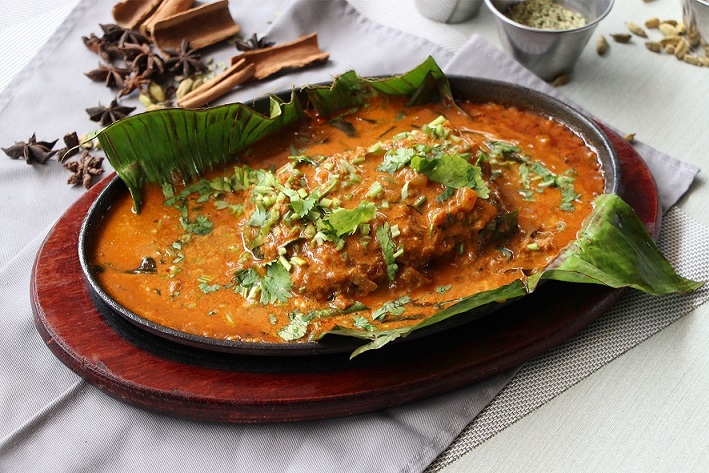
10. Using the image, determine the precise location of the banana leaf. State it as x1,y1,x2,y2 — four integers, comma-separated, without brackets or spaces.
98,93,305,210
96,57,703,358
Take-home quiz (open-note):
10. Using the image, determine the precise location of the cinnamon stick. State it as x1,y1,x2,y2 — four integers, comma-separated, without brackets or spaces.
177,33,329,109
112,0,163,30
140,0,194,38
178,60,255,109
230,32,330,80
152,0,241,51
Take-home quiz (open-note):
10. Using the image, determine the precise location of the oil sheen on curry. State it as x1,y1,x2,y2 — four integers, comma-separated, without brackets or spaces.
92,96,605,343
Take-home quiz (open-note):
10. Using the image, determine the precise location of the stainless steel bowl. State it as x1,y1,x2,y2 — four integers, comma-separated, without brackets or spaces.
485,0,614,81
414,0,484,24
683,0,709,46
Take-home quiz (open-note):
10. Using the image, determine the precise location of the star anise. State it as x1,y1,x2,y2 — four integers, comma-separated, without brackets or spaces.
235,33,275,52
121,43,165,78
99,23,149,49
82,33,122,62
118,72,150,98
2,133,57,164
86,99,136,126
85,62,131,89
63,150,104,189
164,39,207,78
56,132,81,161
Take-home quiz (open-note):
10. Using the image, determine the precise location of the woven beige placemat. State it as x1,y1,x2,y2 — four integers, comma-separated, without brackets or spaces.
427,207,709,471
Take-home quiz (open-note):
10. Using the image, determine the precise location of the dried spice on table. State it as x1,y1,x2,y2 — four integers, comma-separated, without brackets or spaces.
100,23,151,48
164,39,207,78
599,6,709,68
178,33,329,108
86,99,137,126
235,33,275,52
112,0,163,30
56,132,81,161
63,151,105,189
85,62,132,89
150,0,241,51
121,42,166,78
2,134,58,164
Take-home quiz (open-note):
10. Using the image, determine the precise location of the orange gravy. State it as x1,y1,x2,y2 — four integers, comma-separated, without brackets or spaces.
92,96,604,343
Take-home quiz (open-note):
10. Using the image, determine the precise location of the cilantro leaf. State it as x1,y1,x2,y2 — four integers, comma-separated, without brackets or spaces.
558,173,580,211
180,214,213,235
410,153,490,199
376,222,399,282
199,282,221,294
260,262,293,305
486,140,521,159
233,262,293,305
377,147,415,174
371,295,411,320
277,310,313,341
322,201,376,237
353,316,377,331
248,204,272,227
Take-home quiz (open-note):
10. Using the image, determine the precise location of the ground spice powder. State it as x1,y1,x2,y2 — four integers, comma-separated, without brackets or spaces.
506,0,587,30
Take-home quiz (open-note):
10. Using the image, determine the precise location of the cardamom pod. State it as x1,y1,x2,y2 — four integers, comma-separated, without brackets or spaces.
645,41,662,53
660,35,681,46
645,18,660,29
146,103,167,112
610,33,632,43
682,55,700,66
596,35,609,55
623,133,636,143
148,82,166,103
659,23,679,37
191,76,205,91
138,93,154,108
552,74,569,87
176,78,194,100
674,39,690,59
626,22,647,38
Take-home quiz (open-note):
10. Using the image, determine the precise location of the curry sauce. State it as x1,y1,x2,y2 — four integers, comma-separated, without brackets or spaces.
92,96,604,343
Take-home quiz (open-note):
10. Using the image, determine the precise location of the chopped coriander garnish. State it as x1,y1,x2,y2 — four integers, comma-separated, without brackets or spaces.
199,281,221,294
371,295,411,320
375,222,400,282
322,201,376,238
435,284,452,294
378,147,415,174
410,153,490,199
277,310,312,341
353,316,377,331
233,261,293,305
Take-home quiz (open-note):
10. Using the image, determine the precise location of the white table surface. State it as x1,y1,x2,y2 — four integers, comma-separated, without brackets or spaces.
1,1,707,471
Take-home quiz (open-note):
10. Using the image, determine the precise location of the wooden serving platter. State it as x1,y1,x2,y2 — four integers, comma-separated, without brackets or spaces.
30,128,659,423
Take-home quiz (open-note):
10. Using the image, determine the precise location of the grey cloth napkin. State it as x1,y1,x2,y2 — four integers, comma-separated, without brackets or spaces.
0,1,699,472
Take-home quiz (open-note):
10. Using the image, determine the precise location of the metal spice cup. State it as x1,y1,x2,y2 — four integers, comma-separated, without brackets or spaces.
414,0,485,24
485,0,615,81
683,0,709,47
